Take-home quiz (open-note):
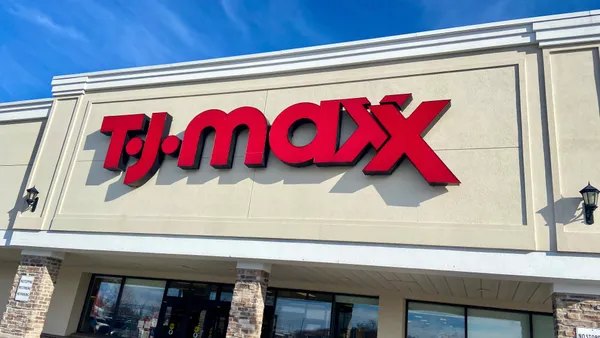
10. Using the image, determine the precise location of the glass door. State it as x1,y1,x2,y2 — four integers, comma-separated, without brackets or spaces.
156,297,230,338
188,303,230,338
157,297,190,338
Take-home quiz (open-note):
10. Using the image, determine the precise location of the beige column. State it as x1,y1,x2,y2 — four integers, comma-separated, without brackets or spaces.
552,283,600,338
226,262,271,338
0,250,64,338
377,292,405,338
42,269,91,337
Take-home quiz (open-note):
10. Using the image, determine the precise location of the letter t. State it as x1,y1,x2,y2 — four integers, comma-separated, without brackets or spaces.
100,114,149,171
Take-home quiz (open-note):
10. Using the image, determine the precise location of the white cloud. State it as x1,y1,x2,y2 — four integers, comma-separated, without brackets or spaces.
7,3,87,41
217,0,331,47
219,0,250,35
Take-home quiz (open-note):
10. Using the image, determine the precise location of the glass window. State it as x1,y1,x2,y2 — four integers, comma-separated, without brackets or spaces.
111,278,166,338
334,295,379,338
273,290,333,338
261,290,277,338
467,309,530,338
532,315,553,338
79,276,122,335
265,289,276,306
220,285,234,302
407,302,465,338
166,281,218,300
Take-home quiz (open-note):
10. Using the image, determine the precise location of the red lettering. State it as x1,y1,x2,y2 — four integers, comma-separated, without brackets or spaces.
124,112,172,187
100,114,149,171
100,93,459,187
363,95,460,185
178,107,268,170
315,97,389,166
268,102,338,167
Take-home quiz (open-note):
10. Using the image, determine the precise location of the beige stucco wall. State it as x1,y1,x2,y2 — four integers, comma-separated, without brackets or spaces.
544,44,600,253
0,262,17,317
43,268,90,336
14,47,552,252
378,293,405,338
9,43,600,253
0,119,45,230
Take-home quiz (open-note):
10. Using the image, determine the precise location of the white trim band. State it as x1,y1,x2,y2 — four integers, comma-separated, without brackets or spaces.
51,10,600,96
21,249,65,260
3,230,600,283
237,262,272,273
553,283,600,296
0,98,52,122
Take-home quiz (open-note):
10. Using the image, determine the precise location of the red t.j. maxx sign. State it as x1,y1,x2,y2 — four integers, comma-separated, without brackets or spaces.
101,93,460,187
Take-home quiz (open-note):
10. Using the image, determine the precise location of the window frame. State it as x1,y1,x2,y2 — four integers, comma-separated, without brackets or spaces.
265,288,379,338
77,273,235,335
78,274,380,338
404,299,553,338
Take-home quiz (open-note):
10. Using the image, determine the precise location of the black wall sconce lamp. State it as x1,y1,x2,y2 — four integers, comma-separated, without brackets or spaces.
580,182,599,225
25,186,39,213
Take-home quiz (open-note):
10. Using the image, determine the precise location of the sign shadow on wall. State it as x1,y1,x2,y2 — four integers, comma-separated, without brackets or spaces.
84,118,449,206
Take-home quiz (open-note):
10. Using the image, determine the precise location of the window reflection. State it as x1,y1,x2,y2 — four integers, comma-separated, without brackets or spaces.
79,275,381,338
274,291,333,338
166,281,218,300
334,296,378,338
112,278,166,338
407,303,465,338
407,302,552,338
532,315,553,338
219,285,234,302
467,309,530,338
79,276,122,335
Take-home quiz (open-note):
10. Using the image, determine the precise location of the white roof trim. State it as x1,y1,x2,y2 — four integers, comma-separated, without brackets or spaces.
0,98,52,122
51,10,600,96
4,230,600,283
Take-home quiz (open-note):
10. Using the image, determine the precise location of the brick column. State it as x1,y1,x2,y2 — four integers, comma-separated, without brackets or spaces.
552,284,600,338
226,262,271,338
0,250,64,338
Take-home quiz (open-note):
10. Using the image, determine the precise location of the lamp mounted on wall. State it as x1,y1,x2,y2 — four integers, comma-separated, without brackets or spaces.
25,186,39,213
579,182,599,225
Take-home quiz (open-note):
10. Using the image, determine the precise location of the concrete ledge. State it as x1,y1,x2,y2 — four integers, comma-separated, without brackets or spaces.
0,99,52,122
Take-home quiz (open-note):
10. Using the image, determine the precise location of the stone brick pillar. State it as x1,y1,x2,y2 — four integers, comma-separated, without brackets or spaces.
226,262,271,338
552,284,600,338
0,250,64,338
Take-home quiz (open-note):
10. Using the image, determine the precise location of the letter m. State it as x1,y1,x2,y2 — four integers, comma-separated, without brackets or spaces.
177,107,269,170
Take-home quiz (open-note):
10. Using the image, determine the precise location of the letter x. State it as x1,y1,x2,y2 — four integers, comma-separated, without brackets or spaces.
363,94,460,185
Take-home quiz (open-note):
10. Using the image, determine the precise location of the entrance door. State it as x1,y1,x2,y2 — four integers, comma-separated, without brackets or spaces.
186,303,230,338
156,297,230,338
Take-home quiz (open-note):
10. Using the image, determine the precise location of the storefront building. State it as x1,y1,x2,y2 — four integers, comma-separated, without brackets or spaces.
0,9,599,338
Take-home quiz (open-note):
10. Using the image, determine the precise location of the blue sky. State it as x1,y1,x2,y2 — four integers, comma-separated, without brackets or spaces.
0,0,598,103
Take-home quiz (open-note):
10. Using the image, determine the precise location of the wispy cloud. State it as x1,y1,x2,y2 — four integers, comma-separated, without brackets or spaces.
219,0,250,35
154,4,196,47
0,0,598,103
217,0,333,48
268,0,331,45
7,3,87,41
